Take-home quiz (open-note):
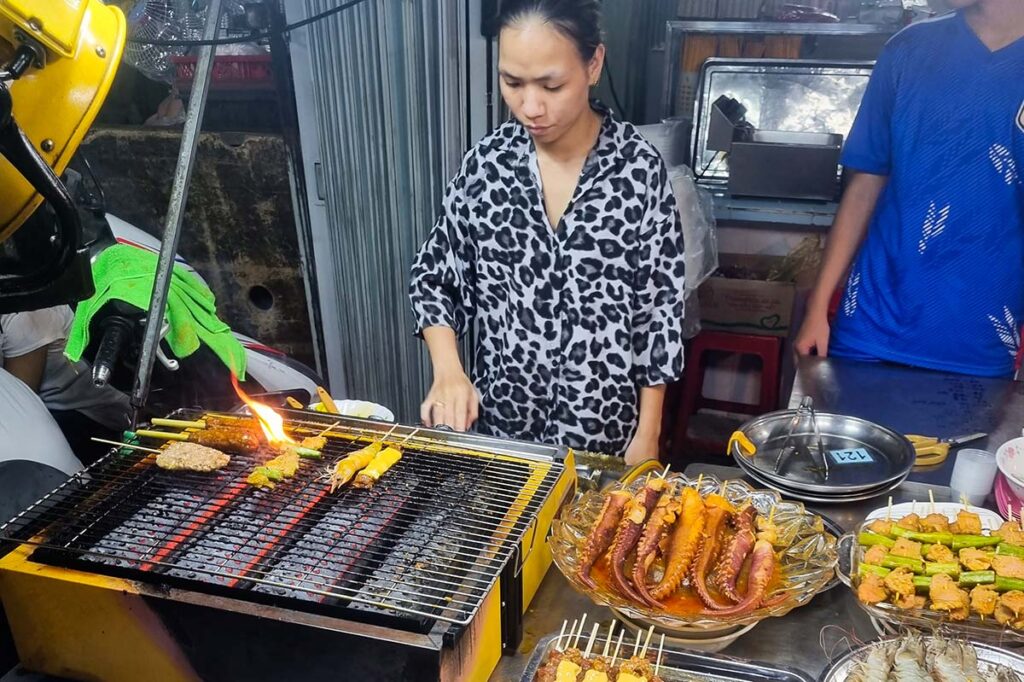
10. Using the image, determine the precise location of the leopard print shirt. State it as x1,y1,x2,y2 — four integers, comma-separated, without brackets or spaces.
410,104,686,455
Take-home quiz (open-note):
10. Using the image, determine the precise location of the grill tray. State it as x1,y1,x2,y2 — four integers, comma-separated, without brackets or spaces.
1,412,564,632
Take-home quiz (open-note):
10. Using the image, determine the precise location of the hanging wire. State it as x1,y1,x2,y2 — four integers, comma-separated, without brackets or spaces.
128,0,376,46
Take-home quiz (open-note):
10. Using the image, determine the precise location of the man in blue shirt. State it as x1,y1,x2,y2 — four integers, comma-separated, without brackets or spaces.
795,0,1024,377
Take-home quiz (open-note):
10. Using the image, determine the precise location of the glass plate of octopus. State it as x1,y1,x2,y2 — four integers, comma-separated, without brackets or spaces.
549,473,838,630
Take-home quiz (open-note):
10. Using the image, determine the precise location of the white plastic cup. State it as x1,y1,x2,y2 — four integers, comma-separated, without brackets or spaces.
950,448,999,506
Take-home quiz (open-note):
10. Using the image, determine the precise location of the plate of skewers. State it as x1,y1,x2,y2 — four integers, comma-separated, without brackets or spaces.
839,495,1024,643
522,615,814,682
549,473,838,631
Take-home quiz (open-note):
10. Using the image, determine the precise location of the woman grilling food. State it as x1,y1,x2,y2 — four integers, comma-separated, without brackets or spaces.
409,0,686,463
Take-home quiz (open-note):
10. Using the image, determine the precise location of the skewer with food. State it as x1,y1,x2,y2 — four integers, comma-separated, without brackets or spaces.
853,504,1024,630
327,426,416,492
91,437,231,473
133,426,261,454
245,421,342,489
572,476,789,617
533,619,666,682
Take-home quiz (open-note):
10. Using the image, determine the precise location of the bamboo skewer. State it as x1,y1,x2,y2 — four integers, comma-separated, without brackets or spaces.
556,620,568,652
574,613,588,649
633,629,641,657
640,625,655,658
316,420,342,437
887,496,893,521
584,622,601,659
602,622,615,658
929,490,936,515
655,634,665,676
91,437,161,454
133,429,189,442
150,417,206,430
611,630,625,666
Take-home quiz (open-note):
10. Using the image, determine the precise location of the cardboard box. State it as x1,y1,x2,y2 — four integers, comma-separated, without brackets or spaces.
697,254,796,337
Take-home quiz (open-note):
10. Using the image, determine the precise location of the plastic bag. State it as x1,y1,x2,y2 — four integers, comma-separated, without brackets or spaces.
668,164,718,292
667,165,718,339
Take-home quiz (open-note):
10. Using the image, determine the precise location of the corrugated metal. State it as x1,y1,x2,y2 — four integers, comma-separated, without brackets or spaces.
303,0,468,421
598,0,677,123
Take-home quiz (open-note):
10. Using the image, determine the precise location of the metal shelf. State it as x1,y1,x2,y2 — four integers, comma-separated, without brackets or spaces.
705,186,838,228
667,20,897,35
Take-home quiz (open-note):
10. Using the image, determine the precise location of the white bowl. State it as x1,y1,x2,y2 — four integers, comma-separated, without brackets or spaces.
997,437,1024,501
864,501,1003,530
310,399,395,422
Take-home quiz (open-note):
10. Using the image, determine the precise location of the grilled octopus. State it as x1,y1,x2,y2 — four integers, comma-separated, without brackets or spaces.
691,506,732,610
577,490,631,589
650,486,705,601
630,487,679,607
700,539,778,616
714,504,757,604
609,477,667,604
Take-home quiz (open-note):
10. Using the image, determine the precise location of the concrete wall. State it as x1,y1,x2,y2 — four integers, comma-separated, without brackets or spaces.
79,127,315,369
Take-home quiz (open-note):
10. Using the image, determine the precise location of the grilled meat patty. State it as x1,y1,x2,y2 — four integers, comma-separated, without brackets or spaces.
156,442,231,472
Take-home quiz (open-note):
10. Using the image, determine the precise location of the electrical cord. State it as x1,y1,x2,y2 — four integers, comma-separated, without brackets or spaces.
128,0,374,47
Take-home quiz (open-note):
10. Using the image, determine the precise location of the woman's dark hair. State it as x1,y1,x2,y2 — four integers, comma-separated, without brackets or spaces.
496,0,603,62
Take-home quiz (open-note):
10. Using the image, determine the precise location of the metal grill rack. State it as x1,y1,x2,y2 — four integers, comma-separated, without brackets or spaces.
0,412,564,628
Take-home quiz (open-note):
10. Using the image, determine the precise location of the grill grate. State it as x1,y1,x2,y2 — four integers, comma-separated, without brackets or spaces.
0,413,565,627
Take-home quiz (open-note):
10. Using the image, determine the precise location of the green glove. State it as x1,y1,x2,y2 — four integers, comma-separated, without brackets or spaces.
65,244,247,379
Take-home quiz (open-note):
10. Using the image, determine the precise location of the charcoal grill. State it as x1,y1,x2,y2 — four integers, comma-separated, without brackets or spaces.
0,410,574,682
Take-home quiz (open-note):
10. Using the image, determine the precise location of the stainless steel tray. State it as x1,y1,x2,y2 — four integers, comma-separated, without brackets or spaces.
733,410,915,494
520,633,814,682
818,635,1024,681
738,460,906,505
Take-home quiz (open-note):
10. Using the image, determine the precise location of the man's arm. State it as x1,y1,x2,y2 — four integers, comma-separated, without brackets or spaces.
3,347,48,392
794,172,888,356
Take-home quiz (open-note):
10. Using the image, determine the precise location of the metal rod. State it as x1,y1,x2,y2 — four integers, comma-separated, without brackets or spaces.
129,0,224,425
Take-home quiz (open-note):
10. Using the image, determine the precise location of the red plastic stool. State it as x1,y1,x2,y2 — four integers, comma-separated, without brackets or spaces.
665,331,783,463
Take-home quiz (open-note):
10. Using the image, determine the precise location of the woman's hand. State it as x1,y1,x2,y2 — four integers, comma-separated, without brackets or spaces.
794,310,831,357
420,370,479,432
624,427,661,466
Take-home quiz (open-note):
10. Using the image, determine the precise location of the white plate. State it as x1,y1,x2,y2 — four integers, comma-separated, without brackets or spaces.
864,501,1004,530
309,399,395,422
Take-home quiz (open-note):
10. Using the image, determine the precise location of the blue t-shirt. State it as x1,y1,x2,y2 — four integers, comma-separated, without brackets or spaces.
832,12,1024,377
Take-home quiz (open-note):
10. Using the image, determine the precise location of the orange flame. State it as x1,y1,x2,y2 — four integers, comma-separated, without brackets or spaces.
231,374,296,447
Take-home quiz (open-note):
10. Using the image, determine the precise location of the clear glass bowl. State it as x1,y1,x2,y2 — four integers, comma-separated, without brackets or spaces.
549,473,838,630
837,524,1024,644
